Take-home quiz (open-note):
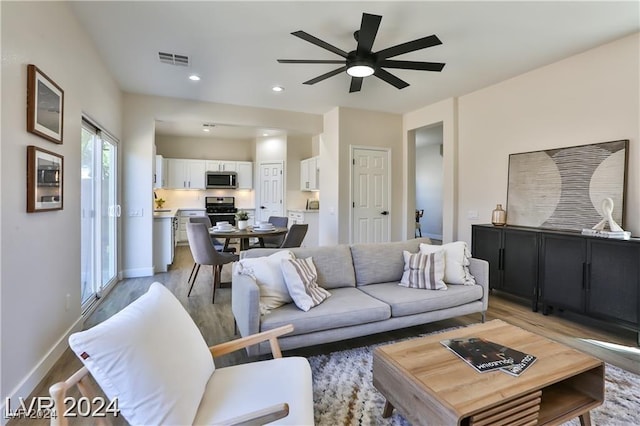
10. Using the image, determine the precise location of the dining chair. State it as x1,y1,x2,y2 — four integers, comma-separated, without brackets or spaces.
49,282,314,426
186,222,239,303
250,216,289,248
279,224,308,248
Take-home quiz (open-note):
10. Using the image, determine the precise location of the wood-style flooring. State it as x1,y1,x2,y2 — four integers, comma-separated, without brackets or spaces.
8,245,639,425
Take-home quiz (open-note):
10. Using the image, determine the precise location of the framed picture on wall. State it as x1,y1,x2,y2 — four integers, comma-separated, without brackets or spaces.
27,64,64,144
27,145,63,212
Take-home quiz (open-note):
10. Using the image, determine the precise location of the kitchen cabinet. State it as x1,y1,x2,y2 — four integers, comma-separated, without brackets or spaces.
176,209,206,243
153,215,176,272
167,159,205,189
205,160,236,172
154,155,168,189
236,161,253,189
287,210,319,247
471,225,539,310
300,156,319,191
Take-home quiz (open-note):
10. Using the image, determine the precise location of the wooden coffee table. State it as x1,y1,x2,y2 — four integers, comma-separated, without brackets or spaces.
373,320,604,426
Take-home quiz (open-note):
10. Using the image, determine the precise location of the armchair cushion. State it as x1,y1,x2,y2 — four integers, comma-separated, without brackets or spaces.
68,282,215,425
193,357,314,425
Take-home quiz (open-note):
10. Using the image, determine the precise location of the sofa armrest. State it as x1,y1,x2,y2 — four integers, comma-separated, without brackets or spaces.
231,272,261,340
469,258,489,312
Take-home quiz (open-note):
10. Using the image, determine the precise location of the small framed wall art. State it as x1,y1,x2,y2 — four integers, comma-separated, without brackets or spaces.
27,145,63,212
27,64,64,144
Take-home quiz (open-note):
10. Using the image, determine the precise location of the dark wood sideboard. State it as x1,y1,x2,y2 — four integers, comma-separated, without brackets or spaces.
472,224,640,345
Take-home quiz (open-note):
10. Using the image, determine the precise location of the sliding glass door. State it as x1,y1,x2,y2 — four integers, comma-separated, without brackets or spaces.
81,119,119,310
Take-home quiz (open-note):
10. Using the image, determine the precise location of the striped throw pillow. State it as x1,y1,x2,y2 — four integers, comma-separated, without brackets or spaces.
281,257,331,311
399,250,447,290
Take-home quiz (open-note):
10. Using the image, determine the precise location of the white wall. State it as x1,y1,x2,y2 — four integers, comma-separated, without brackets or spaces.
319,109,340,246
457,33,640,244
1,1,122,409
155,134,253,160
416,130,443,240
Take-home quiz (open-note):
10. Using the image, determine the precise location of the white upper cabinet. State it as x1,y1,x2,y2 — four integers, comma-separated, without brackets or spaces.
300,156,319,191
154,155,167,189
236,161,253,189
206,160,237,172
167,159,206,189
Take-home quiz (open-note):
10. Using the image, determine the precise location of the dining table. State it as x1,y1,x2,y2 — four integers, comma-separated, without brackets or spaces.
209,226,289,251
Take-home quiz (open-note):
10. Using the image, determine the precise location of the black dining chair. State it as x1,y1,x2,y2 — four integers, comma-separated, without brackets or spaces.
279,224,308,248
250,216,289,248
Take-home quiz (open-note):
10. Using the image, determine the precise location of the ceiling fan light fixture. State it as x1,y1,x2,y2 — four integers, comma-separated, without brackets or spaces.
346,64,374,77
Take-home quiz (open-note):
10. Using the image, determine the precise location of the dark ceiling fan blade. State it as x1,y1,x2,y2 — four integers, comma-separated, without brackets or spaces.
349,77,363,93
374,68,409,89
379,60,445,72
278,59,346,64
303,66,347,85
292,30,348,58
356,13,382,55
376,35,442,60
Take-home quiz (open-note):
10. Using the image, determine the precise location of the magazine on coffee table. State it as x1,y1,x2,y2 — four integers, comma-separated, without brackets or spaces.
440,337,536,376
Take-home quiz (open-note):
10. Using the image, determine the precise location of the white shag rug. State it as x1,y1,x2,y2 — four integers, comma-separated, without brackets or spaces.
309,340,640,426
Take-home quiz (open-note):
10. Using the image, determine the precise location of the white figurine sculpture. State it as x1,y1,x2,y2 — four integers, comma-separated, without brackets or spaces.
592,197,624,232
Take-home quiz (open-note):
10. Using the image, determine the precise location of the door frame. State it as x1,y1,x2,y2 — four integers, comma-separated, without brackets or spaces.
256,161,285,221
349,145,392,244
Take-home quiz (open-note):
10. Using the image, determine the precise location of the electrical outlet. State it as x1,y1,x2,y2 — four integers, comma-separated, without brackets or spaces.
128,209,143,217
467,210,479,220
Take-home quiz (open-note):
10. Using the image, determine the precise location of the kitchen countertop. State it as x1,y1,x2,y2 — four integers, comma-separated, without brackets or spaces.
153,209,177,218
288,209,319,213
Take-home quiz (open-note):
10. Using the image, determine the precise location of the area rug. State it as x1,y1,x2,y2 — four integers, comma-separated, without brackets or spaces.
309,339,640,425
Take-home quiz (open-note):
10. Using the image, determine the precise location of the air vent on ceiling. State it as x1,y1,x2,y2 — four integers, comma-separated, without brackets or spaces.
158,52,189,67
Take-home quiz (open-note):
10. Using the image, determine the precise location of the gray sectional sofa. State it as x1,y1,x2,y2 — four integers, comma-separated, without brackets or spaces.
231,238,489,356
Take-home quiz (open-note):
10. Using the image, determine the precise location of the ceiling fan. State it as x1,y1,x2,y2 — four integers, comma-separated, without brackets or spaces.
277,12,445,93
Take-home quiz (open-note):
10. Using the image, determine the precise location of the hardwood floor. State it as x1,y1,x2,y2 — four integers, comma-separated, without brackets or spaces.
8,245,639,425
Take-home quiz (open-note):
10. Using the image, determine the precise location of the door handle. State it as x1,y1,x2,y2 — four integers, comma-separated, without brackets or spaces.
260,206,266,209
381,211,389,215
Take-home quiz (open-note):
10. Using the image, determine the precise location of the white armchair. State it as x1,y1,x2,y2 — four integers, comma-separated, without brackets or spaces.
49,282,314,425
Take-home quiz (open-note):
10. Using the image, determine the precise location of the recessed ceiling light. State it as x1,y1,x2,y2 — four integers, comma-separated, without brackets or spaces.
272,86,284,92
189,74,201,81
262,133,269,137
203,128,210,132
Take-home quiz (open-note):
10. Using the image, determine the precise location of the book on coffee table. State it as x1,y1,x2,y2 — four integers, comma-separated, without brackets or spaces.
441,337,536,376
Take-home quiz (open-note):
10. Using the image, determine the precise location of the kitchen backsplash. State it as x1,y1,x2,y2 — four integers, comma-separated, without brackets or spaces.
155,188,255,209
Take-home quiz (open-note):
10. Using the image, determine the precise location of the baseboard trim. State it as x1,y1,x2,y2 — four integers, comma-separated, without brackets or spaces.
122,266,154,278
1,316,83,425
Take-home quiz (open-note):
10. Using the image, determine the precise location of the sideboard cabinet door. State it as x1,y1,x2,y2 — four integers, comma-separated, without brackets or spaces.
540,234,586,314
471,226,502,291
588,240,639,326
502,229,538,304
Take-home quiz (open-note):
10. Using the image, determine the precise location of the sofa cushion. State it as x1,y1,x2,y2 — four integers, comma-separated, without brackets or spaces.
421,241,476,285
400,250,447,290
193,357,314,425
68,282,214,425
237,250,295,313
281,257,331,311
351,238,432,286
359,282,484,317
260,287,390,335
241,246,356,289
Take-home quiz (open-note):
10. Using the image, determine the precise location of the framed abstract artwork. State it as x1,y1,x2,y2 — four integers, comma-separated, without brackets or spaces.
27,64,64,144
27,145,63,212
506,140,628,231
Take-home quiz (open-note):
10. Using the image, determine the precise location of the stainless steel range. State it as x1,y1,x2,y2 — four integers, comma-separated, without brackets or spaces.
205,196,237,226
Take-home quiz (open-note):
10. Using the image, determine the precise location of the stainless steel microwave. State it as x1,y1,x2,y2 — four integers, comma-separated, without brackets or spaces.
206,171,237,189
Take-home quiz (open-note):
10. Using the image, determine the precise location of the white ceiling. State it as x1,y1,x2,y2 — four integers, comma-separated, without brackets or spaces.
70,1,639,120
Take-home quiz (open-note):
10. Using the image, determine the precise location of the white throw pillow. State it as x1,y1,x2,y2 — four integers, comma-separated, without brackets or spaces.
68,282,214,425
236,250,294,313
399,250,447,290
420,241,476,285
281,257,331,311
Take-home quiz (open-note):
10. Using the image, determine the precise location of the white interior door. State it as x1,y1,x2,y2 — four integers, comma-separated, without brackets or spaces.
258,162,283,222
352,147,390,243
